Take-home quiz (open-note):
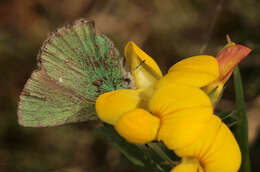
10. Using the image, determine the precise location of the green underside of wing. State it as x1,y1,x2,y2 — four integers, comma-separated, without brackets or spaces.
18,19,127,127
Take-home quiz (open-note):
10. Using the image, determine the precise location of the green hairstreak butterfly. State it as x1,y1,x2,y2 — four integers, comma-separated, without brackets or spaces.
17,19,133,127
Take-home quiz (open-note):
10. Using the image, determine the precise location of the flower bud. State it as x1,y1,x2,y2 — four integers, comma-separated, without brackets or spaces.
203,43,251,104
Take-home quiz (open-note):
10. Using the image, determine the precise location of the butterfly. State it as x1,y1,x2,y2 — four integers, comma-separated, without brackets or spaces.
17,19,133,127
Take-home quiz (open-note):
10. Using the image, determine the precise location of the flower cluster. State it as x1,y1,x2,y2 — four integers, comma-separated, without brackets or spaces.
96,41,251,172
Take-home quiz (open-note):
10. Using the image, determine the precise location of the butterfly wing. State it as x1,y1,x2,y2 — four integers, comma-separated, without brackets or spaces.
18,19,128,127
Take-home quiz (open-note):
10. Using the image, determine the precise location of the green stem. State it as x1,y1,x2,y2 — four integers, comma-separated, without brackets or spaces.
233,67,251,172
148,142,173,163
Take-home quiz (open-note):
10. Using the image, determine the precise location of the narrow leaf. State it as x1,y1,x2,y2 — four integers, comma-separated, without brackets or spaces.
98,124,169,172
233,67,251,172
217,110,233,120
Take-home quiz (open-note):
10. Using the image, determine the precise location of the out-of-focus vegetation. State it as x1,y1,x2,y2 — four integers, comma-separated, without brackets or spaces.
0,0,259,171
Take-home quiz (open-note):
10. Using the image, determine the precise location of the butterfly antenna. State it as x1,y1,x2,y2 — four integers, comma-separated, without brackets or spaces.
131,60,146,73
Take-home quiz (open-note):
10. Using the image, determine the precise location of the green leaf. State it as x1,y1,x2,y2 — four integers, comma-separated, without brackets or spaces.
147,142,175,164
216,110,234,120
18,19,129,127
233,67,251,172
99,124,172,172
216,111,240,127
99,124,145,167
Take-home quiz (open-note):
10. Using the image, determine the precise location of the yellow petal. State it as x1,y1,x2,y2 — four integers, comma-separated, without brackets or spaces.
202,120,241,172
157,107,212,150
173,115,241,172
149,83,212,118
125,41,163,89
158,55,219,88
173,115,222,157
171,158,204,172
156,69,218,88
168,55,219,78
125,41,163,77
95,89,140,125
115,108,160,144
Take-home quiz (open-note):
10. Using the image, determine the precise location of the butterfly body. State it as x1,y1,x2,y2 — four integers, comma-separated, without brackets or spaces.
18,19,132,127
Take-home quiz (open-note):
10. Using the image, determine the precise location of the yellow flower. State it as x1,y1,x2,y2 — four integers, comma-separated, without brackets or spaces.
156,55,219,89
150,83,241,172
95,41,244,172
96,41,163,143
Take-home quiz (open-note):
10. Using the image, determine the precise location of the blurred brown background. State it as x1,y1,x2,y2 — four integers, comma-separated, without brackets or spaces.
0,0,259,171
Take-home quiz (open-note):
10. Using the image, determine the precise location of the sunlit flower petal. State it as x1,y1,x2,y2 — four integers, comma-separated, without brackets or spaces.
125,41,163,89
115,108,160,144
149,83,212,118
168,55,219,78
157,107,212,150
96,89,140,125
156,70,217,89
173,115,241,172
202,121,241,172
156,55,219,88
171,158,204,172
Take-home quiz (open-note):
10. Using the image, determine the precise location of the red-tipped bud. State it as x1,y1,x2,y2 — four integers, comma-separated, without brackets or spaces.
217,44,251,84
